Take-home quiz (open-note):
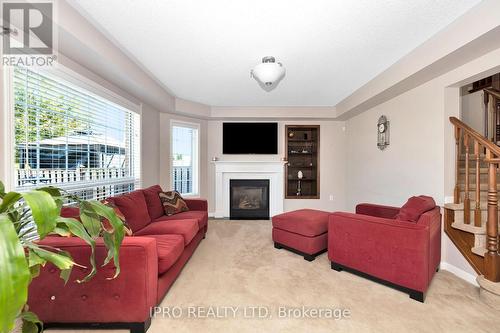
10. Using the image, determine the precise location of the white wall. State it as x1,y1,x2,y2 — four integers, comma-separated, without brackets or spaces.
461,90,485,135
345,46,500,280
206,120,347,213
141,104,161,187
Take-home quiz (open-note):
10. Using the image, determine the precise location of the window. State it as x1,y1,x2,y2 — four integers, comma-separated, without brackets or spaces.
12,67,141,199
171,121,199,196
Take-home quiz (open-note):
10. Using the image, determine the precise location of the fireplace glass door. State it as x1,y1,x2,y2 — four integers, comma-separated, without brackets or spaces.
230,179,270,219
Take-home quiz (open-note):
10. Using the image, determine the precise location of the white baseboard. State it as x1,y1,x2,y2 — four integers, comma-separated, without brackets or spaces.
440,262,478,286
208,212,216,218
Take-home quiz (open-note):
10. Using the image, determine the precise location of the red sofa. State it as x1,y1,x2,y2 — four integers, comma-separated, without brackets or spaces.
328,201,441,302
27,185,208,333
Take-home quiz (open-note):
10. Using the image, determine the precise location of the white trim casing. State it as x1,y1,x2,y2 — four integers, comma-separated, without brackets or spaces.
440,262,479,286
170,120,200,197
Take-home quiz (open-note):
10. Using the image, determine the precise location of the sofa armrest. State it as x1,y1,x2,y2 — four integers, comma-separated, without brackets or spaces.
328,212,431,292
355,203,400,219
28,236,159,324
185,198,208,211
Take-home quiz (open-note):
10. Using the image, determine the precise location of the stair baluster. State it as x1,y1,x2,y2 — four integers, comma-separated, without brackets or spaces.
474,140,482,227
463,134,470,224
485,149,500,281
454,126,461,204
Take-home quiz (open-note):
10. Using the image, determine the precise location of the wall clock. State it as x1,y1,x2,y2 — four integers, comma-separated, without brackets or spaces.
377,115,390,150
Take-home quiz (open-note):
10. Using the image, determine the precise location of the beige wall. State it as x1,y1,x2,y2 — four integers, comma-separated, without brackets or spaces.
206,120,347,213
345,46,500,279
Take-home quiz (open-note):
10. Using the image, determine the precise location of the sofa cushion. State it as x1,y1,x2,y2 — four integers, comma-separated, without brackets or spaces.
272,209,330,237
108,191,151,232
61,206,80,219
135,219,199,245
158,191,189,216
395,196,436,223
153,210,208,230
144,234,184,274
142,185,165,220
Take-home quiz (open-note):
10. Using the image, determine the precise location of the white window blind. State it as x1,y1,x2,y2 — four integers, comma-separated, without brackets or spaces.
13,67,141,200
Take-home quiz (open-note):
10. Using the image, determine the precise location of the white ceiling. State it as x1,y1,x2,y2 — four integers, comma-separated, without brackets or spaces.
69,0,481,107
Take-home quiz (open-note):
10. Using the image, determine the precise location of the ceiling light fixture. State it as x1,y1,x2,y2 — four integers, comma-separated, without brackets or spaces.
250,56,285,91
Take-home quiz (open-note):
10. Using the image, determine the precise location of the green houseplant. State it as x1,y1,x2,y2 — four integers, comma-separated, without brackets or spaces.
0,181,126,333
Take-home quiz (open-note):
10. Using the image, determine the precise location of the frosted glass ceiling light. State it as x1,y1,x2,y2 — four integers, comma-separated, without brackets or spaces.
250,56,285,90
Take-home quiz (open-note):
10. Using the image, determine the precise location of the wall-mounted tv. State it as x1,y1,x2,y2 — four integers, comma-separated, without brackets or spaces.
223,122,278,154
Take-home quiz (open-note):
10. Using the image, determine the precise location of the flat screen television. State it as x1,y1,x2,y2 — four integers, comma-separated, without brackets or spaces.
223,122,278,154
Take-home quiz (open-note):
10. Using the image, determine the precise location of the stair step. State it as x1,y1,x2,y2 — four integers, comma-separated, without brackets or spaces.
459,154,487,159
472,246,487,257
451,221,486,234
459,183,500,191
459,167,489,174
444,202,494,210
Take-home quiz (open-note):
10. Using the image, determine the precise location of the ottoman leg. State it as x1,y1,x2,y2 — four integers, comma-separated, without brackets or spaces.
274,242,283,249
331,262,343,272
304,254,315,262
409,290,425,303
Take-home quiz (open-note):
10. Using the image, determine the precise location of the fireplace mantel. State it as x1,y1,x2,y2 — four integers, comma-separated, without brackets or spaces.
213,160,285,218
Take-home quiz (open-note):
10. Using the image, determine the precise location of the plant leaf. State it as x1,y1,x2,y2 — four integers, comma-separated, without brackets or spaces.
87,201,124,279
0,214,31,333
20,311,41,333
0,192,22,214
102,231,115,267
0,181,5,198
80,211,101,238
56,217,97,282
27,249,45,267
21,191,58,238
53,224,72,237
28,246,74,271
36,187,61,197
59,267,72,285
29,265,40,279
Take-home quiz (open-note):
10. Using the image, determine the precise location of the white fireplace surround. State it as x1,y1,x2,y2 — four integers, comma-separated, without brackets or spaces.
213,161,285,218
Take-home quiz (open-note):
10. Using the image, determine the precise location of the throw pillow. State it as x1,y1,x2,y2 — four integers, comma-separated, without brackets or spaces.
395,196,436,222
158,191,189,216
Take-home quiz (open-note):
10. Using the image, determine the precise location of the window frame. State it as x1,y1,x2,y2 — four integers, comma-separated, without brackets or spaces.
3,65,142,195
170,119,200,197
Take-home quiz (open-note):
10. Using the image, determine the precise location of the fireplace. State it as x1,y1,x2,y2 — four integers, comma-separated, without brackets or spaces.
230,179,270,220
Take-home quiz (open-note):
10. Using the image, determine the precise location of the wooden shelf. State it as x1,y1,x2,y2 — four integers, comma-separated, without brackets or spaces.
285,125,320,199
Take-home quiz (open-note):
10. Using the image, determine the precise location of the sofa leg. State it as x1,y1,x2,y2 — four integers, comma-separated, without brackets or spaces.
274,242,283,249
436,265,440,272
303,254,315,262
331,262,343,272
409,290,425,303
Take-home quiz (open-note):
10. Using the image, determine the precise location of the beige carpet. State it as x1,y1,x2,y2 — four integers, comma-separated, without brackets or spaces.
52,219,500,333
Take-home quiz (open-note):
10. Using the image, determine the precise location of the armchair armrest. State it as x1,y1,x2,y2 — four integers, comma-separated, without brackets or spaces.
328,212,431,292
185,198,208,211
28,236,159,324
355,203,400,219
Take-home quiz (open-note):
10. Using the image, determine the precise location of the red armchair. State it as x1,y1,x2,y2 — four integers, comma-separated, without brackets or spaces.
328,200,441,302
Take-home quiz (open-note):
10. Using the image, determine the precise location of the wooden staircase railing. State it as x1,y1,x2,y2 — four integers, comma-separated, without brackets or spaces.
450,115,500,282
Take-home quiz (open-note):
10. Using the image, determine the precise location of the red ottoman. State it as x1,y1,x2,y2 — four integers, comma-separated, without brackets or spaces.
272,209,330,261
